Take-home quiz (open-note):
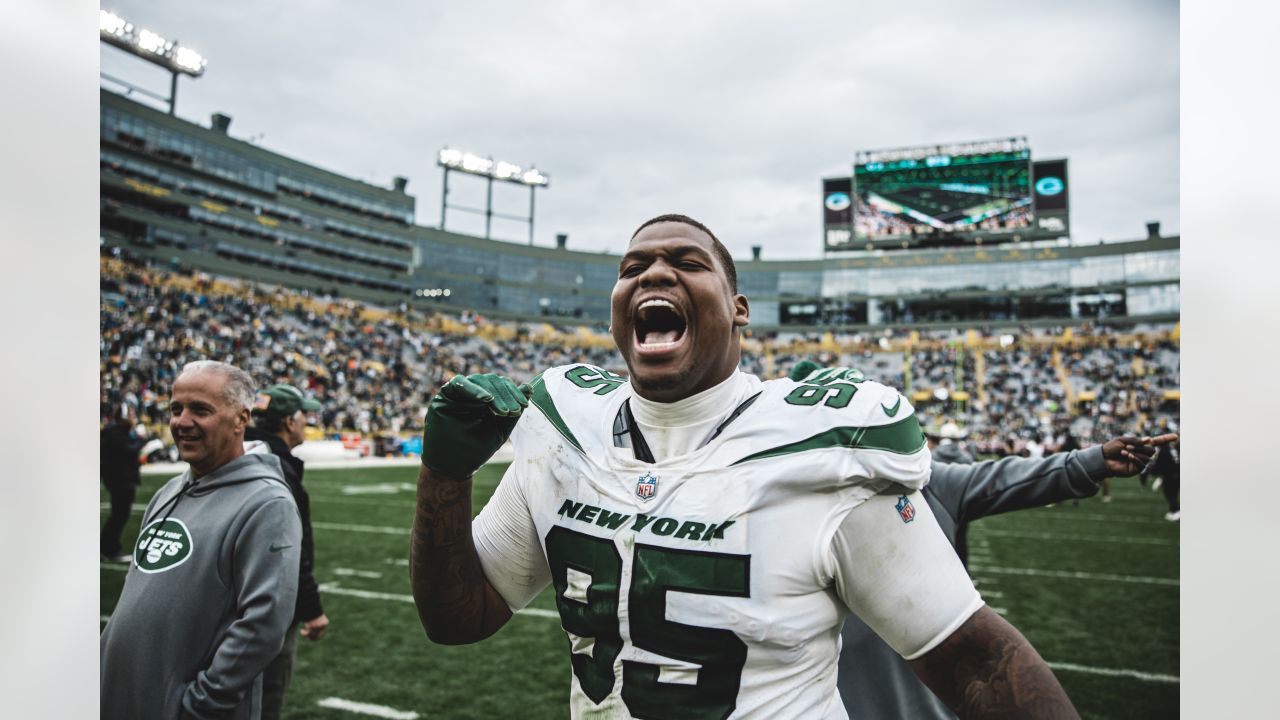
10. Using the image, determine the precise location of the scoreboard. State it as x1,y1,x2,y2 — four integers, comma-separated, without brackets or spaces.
824,137,1070,252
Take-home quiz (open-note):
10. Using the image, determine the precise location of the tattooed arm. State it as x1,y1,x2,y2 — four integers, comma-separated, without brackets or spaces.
409,466,513,644
909,606,1080,719
409,374,531,645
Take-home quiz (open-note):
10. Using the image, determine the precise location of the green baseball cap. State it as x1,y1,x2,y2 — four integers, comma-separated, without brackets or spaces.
253,384,322,417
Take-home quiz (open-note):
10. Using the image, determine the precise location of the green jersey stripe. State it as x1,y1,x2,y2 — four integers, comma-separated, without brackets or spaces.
529,373,584,452
731,414,926,465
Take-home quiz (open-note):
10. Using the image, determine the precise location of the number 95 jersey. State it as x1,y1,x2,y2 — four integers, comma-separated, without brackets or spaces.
473,365,974,720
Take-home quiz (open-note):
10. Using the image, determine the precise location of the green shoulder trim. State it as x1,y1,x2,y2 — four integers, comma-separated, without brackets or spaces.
731,413,926,465
528,372,583,452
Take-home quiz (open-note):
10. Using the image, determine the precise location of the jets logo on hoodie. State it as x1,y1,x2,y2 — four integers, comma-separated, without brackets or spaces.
134,518,194,573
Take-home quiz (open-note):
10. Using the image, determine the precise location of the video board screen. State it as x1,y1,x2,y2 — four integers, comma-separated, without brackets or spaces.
822,177,854,250
1032,158,1070,237
853,137,1033,246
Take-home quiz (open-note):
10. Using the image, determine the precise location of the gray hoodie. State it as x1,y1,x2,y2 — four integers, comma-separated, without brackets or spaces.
101,453,302,720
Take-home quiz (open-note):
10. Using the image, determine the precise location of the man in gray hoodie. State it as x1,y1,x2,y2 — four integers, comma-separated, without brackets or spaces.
101,361,302,720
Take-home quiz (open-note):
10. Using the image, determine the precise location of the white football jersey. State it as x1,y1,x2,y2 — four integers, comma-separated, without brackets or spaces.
474,364,979,720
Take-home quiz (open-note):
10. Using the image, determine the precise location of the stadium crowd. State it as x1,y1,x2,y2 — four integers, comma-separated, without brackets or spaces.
101,250,1178,458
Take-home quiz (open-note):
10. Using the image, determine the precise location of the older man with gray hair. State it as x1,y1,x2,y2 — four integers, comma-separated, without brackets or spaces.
101,360,302,720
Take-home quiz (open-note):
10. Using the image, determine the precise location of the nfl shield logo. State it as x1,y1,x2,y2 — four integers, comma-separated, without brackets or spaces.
636,472,658,502
895,495,915,523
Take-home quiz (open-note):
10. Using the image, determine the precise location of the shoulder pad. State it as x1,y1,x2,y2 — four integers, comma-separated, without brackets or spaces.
524,364,630,455
712,377,925,465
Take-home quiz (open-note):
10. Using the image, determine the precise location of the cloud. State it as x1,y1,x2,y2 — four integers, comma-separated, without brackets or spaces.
100,0,1178,257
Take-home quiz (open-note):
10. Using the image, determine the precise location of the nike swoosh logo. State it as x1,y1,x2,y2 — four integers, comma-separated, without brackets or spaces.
269,544,293,553
881,396,902,417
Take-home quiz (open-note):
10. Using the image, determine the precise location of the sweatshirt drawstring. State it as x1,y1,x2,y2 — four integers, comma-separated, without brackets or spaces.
137,477,200,554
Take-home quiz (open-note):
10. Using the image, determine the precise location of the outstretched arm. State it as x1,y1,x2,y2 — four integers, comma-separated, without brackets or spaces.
930,433,1178,523
408,374,530,645
909,606,1079,719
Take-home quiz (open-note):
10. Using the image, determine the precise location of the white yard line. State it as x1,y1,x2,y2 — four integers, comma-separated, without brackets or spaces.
340,483,418,496
969,565,1178,587
1025,512,1169,525
516,608,560,619
316,583,412,604
1048,662,1179,684
979,530,1176,546
316,697,420,719
316,582,559,619
99,503,148,512
100,562,128,572
313,521,408,536
309,496,414,506
334,568,383,579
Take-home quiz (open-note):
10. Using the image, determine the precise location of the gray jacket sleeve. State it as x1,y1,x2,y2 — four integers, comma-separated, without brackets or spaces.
927,446,1108,524
182,496,302,719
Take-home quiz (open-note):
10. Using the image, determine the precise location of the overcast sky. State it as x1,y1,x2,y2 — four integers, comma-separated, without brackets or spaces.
99,0,1178,260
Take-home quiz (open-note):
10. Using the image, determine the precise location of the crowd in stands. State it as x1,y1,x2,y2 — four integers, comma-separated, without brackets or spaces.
101,250,1179,458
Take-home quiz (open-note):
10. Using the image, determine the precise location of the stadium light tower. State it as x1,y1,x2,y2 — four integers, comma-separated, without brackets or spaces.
99,10,207,116
437,148,549,245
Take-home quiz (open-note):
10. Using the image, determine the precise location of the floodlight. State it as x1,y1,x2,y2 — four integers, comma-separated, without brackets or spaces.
137,29,168,54
173,47,207,74
493,161,522,180
437,146,551,243
100,11,129,37
461,153,493,174
99,11,207,78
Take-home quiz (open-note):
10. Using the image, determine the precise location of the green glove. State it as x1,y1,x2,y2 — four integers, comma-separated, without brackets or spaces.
789,360,822,382
789,361,866,384
422,374,532,479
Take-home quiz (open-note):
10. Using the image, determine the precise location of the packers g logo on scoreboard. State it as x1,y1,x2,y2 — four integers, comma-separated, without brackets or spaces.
133,518,194,573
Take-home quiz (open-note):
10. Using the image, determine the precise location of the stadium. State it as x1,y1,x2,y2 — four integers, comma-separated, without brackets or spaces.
98,8,1179,720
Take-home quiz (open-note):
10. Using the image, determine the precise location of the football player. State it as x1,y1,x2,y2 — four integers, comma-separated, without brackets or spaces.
409,215,1079,719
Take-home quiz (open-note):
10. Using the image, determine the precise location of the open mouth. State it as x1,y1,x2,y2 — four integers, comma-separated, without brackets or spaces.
634,298,687,351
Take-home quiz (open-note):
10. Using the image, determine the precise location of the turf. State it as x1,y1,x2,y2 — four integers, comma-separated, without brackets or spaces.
101,465,1178,719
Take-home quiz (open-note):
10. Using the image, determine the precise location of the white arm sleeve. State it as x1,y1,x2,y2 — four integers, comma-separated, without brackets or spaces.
829,490,984,660
473,462,551,611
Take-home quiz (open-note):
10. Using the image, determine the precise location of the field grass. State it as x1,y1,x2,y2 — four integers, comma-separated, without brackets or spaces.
102,463,1178,719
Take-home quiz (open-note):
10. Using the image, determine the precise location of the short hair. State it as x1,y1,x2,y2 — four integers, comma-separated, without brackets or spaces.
251,410,287,435
630,214,738,293
178,360,255,412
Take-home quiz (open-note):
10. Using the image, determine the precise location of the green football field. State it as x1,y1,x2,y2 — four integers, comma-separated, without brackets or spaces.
101,464,1178,719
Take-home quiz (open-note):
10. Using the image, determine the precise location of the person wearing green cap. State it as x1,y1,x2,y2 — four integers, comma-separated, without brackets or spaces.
245,384,329,720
